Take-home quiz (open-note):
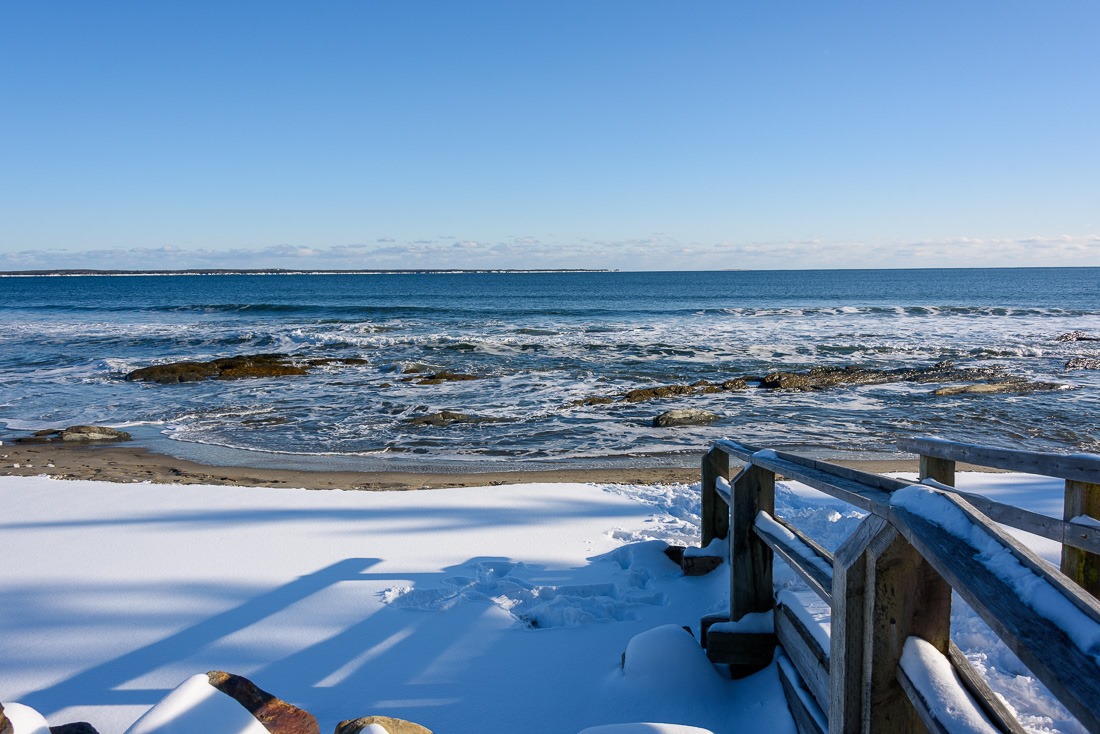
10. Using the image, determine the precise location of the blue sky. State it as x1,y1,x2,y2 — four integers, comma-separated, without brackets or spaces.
1,1,1097,270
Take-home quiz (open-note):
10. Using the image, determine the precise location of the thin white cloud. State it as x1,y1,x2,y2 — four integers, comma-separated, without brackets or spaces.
0,233,1097,272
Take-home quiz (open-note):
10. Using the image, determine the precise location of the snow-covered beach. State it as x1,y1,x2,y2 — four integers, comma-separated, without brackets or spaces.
0,471,1087,733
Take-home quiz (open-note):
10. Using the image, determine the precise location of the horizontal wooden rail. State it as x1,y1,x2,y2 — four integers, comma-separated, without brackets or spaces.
900,437,1100,598
754,512,833,603
700,437,1100,734
891,487,1100,732
899,437,1100,484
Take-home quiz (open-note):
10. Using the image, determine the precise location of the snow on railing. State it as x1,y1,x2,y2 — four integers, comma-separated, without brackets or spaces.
697,437,1100,734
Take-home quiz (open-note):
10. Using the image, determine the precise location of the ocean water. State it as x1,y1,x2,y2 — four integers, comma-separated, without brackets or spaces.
1,269,1098,469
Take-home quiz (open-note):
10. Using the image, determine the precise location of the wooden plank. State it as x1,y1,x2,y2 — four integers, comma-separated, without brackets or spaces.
755,511,833,604
743,452,893,514
776,600,830,716
730,464,776,621
829,513,889,734
904,483,1100,557
897,658,998,734
772,450,913,493
919,454,956,487
1062,480,1100,598
777,653,828,734
715,474,732,504
714,438,762,462
947,642,1027,734
716,438,912,495
898,437,1100,485
701,447,730,546
912,489,1100,624
891,497,1100,733
704,630,777,676
864,522,953,733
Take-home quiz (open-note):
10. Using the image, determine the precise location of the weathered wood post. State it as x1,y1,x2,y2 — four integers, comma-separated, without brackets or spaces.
700,460,778,676
917,452,955,487
701,446,730,546
830,513,952,734
1063,480,1100,598
730,462,775,621
829,514,888,734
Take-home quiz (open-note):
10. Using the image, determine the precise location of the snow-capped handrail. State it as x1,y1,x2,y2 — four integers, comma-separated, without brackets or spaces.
698,439,1100,734
891,486,1100,733
898,437,1100,484
899,436,1100,598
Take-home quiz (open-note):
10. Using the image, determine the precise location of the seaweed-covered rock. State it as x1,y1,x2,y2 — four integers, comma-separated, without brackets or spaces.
568,396,615,407
653,409,722,427
1056,331,1100,342
932,380,1066,396
126,354,308,383
402,371,480,385
759,361,1005,391
1066,357,1100,371
569,376,747,407
622,384,697,403
206,671,319,734
405,410,507,427
16,425,131,444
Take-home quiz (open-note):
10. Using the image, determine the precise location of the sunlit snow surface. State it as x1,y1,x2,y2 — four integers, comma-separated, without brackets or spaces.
0,472,1089,733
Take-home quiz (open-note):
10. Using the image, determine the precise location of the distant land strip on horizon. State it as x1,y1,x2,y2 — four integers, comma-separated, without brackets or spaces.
0,268,616,277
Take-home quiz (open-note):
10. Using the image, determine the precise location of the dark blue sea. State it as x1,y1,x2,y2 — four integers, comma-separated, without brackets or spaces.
1,269,1098,469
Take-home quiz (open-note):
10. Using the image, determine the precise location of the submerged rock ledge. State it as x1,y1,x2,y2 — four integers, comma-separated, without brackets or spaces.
125,353,368,383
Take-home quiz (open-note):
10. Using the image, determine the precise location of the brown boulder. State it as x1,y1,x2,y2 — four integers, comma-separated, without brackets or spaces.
335,716,433,734
1,703,12,734
127,354,309,383
622,384,696,403
653,409,722,427
1066,357,1100,371
405,411,508,427
568,396,615,407
403,371,479,385
1056,331,1100,342
932,380,1066,396
16,425,131,444
759,361,1006,391
206,671,320,734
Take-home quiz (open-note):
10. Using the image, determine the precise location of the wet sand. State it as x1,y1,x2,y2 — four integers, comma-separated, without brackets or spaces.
0,440,1002,491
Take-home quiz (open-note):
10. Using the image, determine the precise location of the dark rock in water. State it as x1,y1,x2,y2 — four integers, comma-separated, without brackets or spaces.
932,380,1066,396
653,409,722,427
570,376,747,407
568,396,615,407
206,670,320,734
16,425,132,444
49,724,101,734
405,410,507,427
402,370,480,385
1066,357,1100,371
305,357,370,367
622,384,697,403
759,361,1004,391
336,716,433,734
1056,331,1100,342
126,353,308,383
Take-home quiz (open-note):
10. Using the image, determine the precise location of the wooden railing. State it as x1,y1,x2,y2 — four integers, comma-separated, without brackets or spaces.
698,438,1100,734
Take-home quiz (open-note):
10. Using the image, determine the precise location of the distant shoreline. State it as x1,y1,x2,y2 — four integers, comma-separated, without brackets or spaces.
0,268,614,277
